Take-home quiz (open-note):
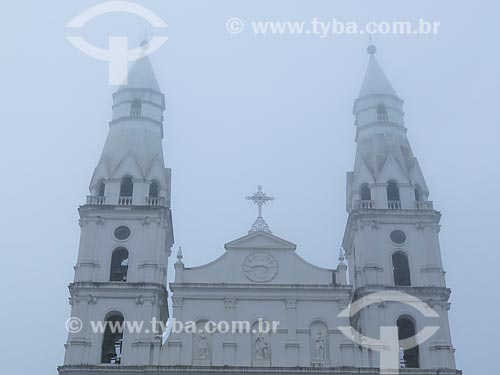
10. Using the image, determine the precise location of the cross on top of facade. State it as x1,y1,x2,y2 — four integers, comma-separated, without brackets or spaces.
246,185,274,233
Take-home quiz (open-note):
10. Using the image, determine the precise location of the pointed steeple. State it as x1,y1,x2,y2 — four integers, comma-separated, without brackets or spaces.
118,41,161,92
358,45,398,98
89,41,170,207
347,45,431,211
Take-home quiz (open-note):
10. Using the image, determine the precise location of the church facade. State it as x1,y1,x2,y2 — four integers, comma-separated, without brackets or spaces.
59,44,460,375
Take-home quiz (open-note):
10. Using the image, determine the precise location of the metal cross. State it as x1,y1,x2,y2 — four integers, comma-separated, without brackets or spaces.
246,185,274,218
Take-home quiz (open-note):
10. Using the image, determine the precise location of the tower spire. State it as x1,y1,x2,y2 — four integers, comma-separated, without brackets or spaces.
358,44,398,98
117,43,161,92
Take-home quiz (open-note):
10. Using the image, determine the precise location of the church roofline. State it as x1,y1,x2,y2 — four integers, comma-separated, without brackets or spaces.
224,230,297,251
58,365,463,375
169,282,352,292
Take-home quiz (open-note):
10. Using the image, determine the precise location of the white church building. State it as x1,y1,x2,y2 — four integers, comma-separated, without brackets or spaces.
59,43,460,375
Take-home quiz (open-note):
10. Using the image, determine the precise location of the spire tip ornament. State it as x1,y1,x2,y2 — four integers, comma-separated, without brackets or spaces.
366,34,377,55
246,185,275,234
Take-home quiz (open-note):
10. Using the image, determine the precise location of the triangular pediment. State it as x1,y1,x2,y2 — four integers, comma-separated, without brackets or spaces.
145,154,167,185
111,152,145,179
377,155,408,182
224,231,296,251
353,157,375,187
90,157,111,187
409,159,429,194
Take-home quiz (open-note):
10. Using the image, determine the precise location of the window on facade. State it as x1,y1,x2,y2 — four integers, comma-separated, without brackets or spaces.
392,251,411,286
377,103,388,122
149,180,160,197
360,184,371,201
101,313,124,364
110,247,129,282
398,317,419,368
97,181,105,197
130,98,141,117
120,177,133,197
387,181,400,201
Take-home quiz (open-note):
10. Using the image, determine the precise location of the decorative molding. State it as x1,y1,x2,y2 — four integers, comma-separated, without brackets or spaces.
285,340,300,348
167,338,182,347
74,294,97,304
172,297,183,308
169,282,352,291
285,299,297,310
66,337,92,347
138,262,158,269
135,295,156,305
223,341,237,348
363,263,383,272
75,260,100,270
339,300,350,309
242,252,279,283
429,342,454,351
224,298,236,309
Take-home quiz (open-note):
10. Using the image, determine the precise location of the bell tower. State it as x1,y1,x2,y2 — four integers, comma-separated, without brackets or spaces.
342,45,457,371
63,44,173,367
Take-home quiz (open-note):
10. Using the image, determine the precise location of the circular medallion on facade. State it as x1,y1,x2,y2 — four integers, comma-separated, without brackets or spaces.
390,230,406,244
242,252,279,283
114,226,131,241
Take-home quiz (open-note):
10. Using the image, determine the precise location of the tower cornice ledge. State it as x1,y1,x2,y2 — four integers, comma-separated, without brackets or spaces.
79,205,171,214
348,209,441,221
69,282,167,292
109,116,164,128
354,285,451,301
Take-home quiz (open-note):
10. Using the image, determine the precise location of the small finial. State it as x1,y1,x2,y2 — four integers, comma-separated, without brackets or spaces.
367,34,377,55
140,29,150,49
367,44,377,55
338,248,345,263
176,246,183,260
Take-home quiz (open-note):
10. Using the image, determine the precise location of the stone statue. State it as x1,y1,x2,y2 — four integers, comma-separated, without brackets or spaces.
255,334,269,360
314,330,326,360
197,331,208,359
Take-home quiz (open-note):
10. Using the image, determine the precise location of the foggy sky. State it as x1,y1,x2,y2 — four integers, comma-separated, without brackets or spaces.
0,1,498,374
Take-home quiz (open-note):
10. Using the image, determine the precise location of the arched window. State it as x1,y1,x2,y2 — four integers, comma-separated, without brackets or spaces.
392,251,411,286
101,313,124,364
387,181,400,201
110,247,129,282
360,184,371,201
377,103,388,122
397,317,419,368
149,180,160,198
120,177,133,197
130,98,141,117
97,181,105,197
